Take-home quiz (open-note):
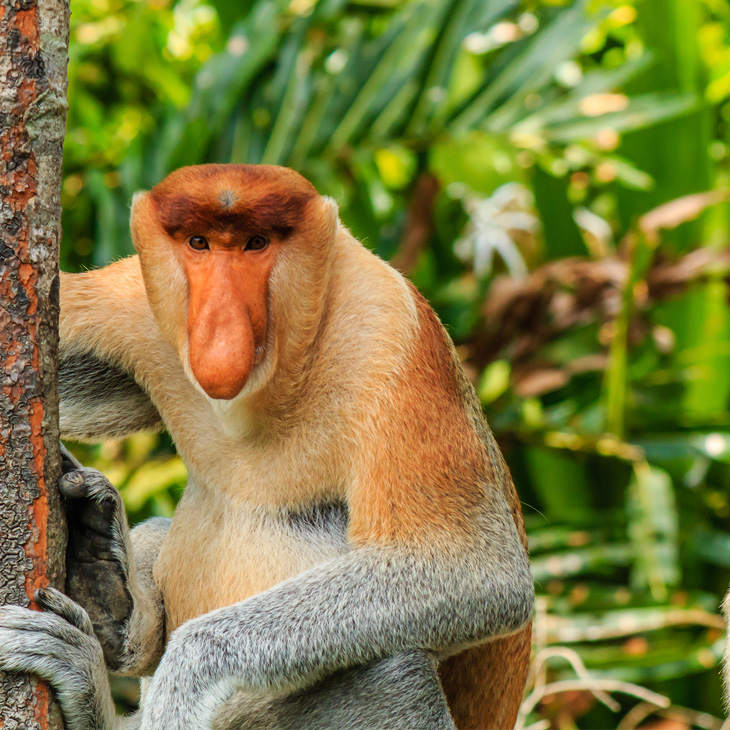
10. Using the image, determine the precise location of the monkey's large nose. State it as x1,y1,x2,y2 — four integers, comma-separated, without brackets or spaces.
188,316,254,399
184,250,270,400
187,291,256,400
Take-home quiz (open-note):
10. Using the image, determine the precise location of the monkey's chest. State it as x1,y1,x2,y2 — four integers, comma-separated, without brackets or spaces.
153,495,349,635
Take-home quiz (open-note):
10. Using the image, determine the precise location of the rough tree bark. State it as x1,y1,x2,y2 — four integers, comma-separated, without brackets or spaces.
0,0,69,727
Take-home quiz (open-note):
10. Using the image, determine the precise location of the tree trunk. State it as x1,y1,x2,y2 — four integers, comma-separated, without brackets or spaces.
0,0,69,726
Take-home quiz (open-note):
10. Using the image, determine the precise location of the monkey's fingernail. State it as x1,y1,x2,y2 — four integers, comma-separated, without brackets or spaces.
60,471,86,497
62,471,84,486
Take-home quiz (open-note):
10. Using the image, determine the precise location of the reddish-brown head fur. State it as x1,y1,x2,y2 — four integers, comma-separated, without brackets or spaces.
130,164,320,400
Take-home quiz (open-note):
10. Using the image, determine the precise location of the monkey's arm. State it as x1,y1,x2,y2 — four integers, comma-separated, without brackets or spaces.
60,445,168,675
59,260,165,441
60,353,163,440
58,263,169,666
139,506,533,730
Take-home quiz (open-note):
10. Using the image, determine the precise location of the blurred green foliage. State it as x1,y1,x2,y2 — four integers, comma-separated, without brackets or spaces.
63,0,730,726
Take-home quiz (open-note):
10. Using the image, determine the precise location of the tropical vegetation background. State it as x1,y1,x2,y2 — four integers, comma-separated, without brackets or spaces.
62,0,730,726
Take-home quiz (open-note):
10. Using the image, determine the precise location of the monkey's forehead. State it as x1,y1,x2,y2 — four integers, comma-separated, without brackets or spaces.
153,164,317,197
149,164,318,238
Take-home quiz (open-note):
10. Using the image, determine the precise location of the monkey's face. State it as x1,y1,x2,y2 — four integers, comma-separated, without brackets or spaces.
176,226,276,400
130,164,322,401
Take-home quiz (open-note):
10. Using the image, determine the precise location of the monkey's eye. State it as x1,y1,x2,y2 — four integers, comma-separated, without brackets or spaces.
246,235,269,251
188,235,209,251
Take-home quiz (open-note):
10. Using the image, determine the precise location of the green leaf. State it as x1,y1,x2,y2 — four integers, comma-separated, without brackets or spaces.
626,462,680,601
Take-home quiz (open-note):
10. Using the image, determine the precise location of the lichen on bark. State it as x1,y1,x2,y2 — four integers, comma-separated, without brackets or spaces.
0,0,69,726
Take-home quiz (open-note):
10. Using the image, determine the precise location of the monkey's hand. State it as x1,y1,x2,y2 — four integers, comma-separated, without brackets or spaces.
60,444,168,678
60,443,135,671
0,588,118,730
138,541,533,730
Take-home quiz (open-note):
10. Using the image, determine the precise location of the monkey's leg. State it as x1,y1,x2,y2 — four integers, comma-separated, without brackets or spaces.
60,444,169,675
217,651,456,730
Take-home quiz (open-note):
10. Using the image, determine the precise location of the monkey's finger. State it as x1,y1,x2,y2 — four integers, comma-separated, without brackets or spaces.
0,607,88,650
0,601,93,644
35,587,96,636
0,627,103,695
0,640,63,680
0,625,88,665
59,467,119,504
58,468,87,498
0,632,74,663
60,441,83,473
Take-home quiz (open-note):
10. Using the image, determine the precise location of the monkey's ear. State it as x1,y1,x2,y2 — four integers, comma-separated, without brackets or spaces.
319,195,339,216
59,350,164,442
129,190,189,351
317,195,341,233
129,191,153,244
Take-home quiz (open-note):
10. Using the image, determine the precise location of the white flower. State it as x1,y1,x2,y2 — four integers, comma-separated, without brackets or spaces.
454,183,538,279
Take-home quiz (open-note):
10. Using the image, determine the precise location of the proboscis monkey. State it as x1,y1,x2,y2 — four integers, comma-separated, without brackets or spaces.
0,165,534,730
